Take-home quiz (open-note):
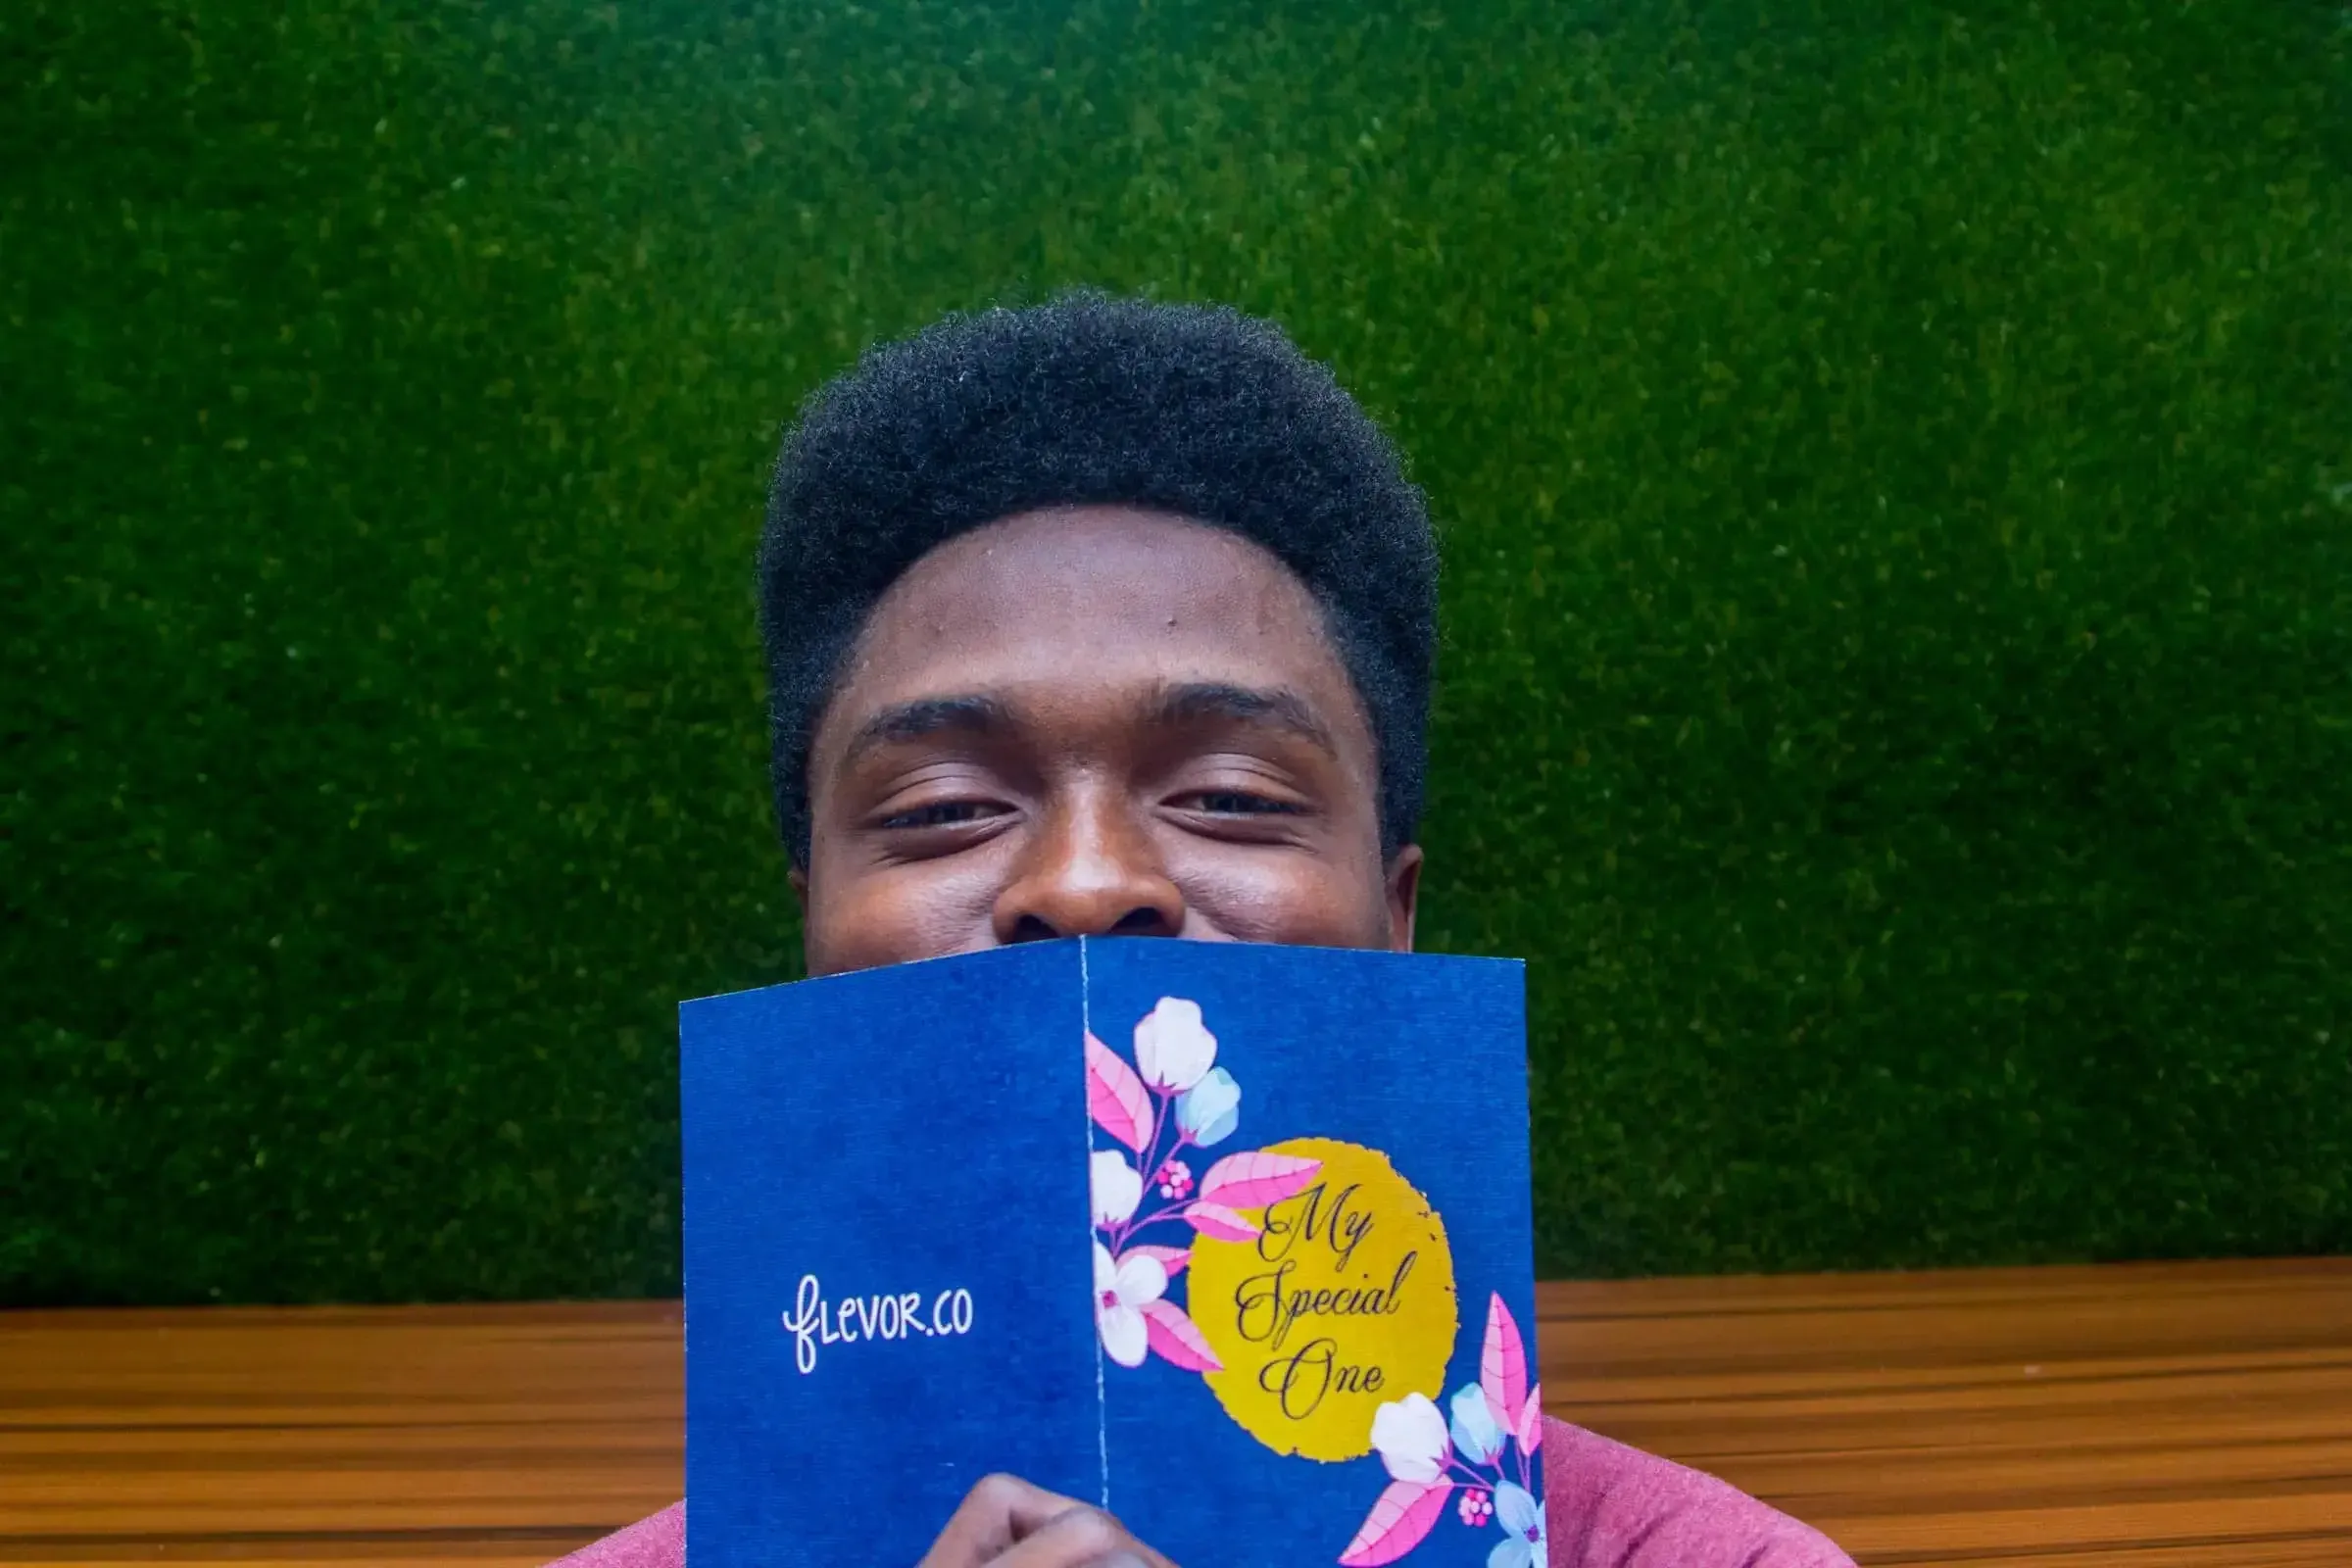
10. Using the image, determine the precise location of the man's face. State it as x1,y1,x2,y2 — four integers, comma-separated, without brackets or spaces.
795,506,1420,974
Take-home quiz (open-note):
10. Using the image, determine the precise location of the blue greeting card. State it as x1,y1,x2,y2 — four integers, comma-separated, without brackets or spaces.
681,939,1542,1568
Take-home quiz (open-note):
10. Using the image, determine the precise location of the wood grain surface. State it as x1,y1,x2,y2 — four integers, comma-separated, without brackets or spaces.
3,1259,2345,1566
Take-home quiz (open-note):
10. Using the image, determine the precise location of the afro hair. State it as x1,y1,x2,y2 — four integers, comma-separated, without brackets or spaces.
759,294,1439,864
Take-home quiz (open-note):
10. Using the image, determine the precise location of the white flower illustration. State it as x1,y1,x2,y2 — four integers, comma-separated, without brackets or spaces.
1093,1242,1168,1368
1090,1149,1142,1226
1134,997,1217,1092
1370,1392,1452,1484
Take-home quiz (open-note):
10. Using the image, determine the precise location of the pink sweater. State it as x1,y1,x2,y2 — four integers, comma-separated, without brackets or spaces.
552,1417,1852,1567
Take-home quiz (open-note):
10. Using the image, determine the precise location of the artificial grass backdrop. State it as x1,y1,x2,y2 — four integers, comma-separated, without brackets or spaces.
6,0,2347,1304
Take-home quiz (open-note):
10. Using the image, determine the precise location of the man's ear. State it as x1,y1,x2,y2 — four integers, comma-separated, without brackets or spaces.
1384,844,1423,954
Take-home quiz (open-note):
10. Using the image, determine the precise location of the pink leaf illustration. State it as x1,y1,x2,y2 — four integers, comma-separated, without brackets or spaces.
1085,1031,1152,1153
1338,1479,1453,1567
1199,1151,1322,1210
1127,1244,1190,1278
1140,1298,1223,1372
1481,1292,1530,1434
1183,1200,1262,1243
1516,1382,1544,1454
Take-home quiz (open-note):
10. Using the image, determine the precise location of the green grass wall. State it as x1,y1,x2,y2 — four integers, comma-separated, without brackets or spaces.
5,0,2346,1304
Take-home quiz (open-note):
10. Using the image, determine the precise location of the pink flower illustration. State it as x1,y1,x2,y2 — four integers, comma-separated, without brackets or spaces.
1086,998,1321,1381
1341,1296,1546,1566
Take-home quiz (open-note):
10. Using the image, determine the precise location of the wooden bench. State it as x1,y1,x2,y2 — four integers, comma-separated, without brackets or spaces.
4,1258,2345,1566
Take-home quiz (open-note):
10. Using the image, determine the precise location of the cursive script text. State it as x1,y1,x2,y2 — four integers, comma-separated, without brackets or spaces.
779,1273,973,1374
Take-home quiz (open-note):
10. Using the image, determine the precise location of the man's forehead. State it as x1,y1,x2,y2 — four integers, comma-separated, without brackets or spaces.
838,680,1342,768
875,508,1317,634
808,504,1376,775
837,511,1342,678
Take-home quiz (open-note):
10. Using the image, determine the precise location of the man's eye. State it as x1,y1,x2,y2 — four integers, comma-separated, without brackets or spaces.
1187,791,1301,816
878,800,1001,830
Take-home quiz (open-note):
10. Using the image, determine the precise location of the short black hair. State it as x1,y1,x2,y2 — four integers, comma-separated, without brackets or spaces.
759,294,1439,865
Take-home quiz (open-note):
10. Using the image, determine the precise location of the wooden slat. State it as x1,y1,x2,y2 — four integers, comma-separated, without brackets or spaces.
0,1305,679,1567
1535,1258,2352,1565
2,1260,2346,1566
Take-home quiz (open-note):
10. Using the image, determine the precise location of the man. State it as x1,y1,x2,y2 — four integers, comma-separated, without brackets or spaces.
561,297,1854,1568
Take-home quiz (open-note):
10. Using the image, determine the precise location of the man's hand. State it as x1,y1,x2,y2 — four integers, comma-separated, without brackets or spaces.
914,1474,1180,1568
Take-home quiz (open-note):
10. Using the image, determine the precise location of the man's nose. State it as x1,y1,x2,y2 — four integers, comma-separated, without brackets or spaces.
992,791,1185,944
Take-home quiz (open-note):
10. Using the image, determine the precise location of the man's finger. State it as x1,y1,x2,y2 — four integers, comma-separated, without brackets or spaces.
916,1474,1095,1568
987,1502,1176,1568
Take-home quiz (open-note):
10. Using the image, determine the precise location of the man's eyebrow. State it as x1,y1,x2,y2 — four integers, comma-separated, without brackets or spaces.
842,694,1018,763
1150,681,1338,756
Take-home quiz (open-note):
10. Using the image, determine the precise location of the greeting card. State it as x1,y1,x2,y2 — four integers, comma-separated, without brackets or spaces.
681,938,1539,1568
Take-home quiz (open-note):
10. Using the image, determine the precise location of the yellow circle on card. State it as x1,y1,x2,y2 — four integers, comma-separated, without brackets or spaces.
1185,1137,1457,1461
